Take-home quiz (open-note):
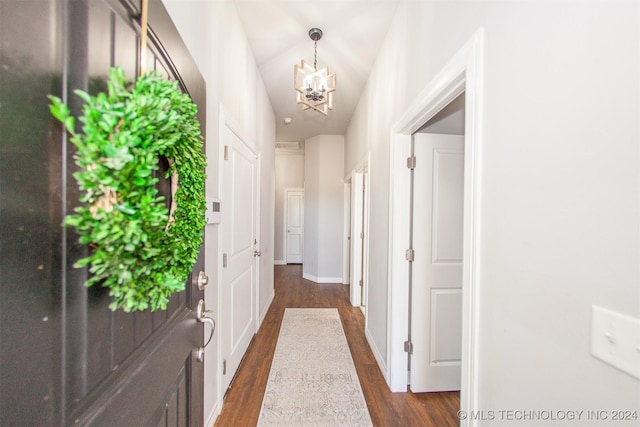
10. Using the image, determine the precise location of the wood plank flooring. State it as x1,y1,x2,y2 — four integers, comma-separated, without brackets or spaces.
213,265,459,427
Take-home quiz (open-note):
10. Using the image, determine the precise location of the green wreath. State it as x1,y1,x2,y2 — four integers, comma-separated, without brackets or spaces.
49,67,207,312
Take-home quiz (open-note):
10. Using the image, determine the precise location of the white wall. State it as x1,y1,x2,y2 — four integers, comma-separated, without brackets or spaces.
304,135,345,282
274,149,305,264
161,0,275,424
346,0,640,423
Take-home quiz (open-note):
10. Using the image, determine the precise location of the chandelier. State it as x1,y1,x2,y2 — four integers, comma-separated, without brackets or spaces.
294,28,336,115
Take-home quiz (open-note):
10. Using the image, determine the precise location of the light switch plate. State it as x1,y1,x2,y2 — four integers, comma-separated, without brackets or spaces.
591,305,640,380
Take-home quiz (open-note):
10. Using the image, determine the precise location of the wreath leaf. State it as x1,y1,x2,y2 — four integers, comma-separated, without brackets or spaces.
50,66,206,312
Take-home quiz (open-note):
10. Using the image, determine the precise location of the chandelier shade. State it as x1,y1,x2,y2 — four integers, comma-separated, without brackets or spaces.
294,28,336,115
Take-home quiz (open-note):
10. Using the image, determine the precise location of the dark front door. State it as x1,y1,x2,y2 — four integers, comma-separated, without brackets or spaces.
0,0,207,425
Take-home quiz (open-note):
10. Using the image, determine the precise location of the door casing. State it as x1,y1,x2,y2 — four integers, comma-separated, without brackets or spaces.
386,29,484,427
348,155,370,309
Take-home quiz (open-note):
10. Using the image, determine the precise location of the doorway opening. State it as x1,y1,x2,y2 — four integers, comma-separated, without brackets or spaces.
409,93,465,392
387,29,484,426
347,157,370,311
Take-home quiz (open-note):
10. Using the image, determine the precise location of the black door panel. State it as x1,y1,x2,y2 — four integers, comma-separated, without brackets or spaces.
0,0,206,425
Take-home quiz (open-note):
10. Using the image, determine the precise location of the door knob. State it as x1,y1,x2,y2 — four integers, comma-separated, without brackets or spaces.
196,271,209,290
194,347,205,363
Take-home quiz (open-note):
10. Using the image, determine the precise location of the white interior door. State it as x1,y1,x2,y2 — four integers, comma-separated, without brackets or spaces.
285,189,304,264
411,133,464,392
221,124,257,393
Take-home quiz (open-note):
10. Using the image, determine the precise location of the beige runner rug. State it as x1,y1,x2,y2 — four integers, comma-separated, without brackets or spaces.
257,308,373,426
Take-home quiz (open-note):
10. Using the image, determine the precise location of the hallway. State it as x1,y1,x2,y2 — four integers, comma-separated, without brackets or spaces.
214,265,459,427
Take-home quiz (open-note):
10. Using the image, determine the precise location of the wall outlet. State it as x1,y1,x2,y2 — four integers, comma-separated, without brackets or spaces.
591,305,640,380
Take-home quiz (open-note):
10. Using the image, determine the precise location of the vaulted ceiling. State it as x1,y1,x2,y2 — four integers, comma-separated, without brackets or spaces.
233,0,402,143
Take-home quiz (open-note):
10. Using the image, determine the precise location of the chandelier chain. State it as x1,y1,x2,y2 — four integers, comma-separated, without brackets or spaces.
314,40,318,70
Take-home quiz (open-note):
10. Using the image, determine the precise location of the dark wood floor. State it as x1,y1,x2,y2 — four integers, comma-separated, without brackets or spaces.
213,265,459,427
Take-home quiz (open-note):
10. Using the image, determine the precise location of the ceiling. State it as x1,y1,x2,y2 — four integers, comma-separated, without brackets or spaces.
233,0,402,143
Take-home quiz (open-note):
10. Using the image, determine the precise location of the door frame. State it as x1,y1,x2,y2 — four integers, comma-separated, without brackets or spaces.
216,105,260,413
342,181,351,285
283,187,304,264
348,155,370,308
387,29,483,426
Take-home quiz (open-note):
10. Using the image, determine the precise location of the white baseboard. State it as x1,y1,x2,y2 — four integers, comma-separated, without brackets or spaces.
365,326,388,385
205,399,220,427
302,273,343,284
259,291,275,328
274,259,286,265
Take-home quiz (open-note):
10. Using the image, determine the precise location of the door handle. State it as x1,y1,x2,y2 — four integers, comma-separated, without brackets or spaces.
254,250,261,257
196,299,215,348
196,271,208,290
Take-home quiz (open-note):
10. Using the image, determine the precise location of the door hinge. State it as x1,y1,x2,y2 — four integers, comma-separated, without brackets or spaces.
222,253,228,268
405,248,415,262
404,340,413,353
224,145,229,160
360,231,364,240
223,359,227,375
407,156,416,169
359,279,363,287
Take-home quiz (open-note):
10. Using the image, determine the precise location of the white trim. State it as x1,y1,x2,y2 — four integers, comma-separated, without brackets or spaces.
365,327,388,384
350,172,364,306
255,153,262,333
216,106,225,416
387,29,484,427
349,154,371,307
349,155,370,179
205,399,220,427
386,132,412,392
274,260,286,265
302,273,343,284
342,182,351,284
362,160,371,317
258,291,275,327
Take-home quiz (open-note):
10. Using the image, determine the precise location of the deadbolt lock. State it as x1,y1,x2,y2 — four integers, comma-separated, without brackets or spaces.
196,271,209,290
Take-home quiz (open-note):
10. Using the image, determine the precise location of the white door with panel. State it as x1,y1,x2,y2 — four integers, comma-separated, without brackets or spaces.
285,189,304,264
411,133,464,392
221,124,258,394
